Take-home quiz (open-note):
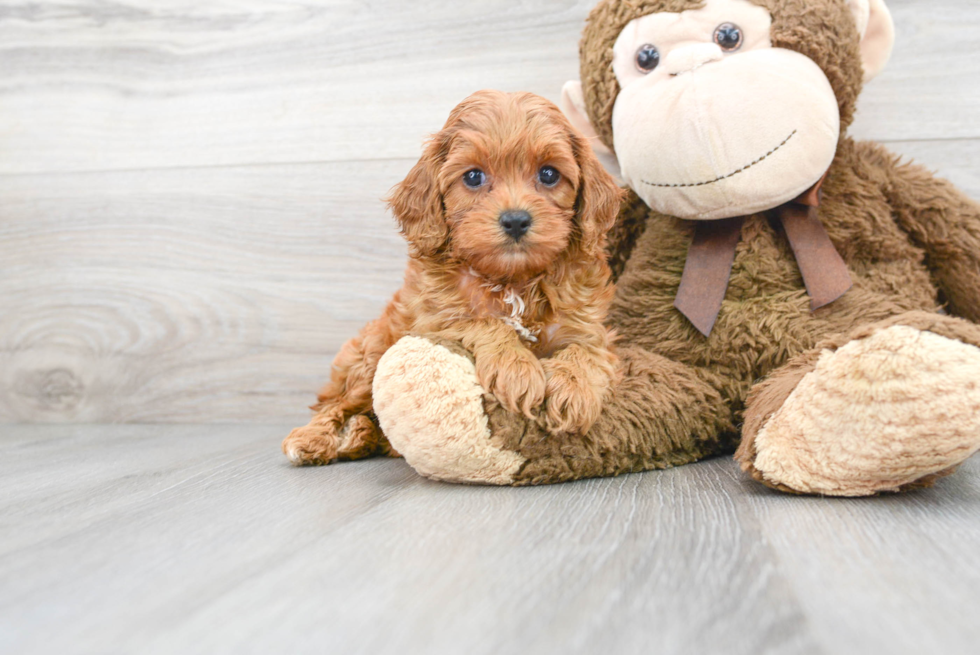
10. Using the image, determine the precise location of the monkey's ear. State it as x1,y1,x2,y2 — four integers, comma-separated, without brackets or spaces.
560,81,623,185
386,136,449,258
571,129,625,258
848,0,895,82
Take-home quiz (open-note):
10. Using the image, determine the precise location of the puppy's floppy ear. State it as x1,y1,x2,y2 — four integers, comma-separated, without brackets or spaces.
571,129,624,258
387,132,451,257
561,81,622,184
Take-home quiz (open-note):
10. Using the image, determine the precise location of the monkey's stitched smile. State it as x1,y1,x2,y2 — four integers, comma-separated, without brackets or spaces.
641,129,797,189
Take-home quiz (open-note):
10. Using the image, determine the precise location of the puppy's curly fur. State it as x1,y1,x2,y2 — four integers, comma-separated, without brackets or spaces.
283,90,623,466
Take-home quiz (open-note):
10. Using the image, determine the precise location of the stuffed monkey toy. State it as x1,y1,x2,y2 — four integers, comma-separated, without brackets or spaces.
366,0,980,495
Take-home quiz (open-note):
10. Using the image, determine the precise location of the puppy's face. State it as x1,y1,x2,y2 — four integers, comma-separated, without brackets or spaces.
389,90,622,282
439,100,579,280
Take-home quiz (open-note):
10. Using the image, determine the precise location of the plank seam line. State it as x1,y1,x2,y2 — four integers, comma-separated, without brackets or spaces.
0,156,420,179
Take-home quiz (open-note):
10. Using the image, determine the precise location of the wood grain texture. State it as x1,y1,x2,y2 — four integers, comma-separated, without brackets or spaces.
1,424,978,654
0,0,594,175
0,161,410,423
2,0,980,422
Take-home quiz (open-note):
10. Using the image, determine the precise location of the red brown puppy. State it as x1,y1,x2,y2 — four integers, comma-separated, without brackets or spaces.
283,90,623,465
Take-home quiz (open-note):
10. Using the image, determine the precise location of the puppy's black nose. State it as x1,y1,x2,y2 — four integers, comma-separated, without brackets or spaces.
499,210,532,241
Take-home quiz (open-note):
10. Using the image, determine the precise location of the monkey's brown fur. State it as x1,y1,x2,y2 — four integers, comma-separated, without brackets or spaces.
282,90,623,465
494,136,980,486
376,0,980,491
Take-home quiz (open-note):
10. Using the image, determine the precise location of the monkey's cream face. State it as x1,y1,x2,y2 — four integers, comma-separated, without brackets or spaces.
610,0,840,220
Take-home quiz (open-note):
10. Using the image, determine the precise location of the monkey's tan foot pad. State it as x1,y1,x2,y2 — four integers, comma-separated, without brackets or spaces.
373,336,526,485
749,326,980,496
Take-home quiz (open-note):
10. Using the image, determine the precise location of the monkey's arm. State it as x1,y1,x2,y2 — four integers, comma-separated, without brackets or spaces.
879,147,980,323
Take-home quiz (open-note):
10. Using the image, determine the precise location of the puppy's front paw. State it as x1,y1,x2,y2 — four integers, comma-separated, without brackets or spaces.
282,422,340,466
543,358,608,435
478,347,547,417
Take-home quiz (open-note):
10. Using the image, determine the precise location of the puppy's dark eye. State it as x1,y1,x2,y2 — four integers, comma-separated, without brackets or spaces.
714,23,743,52
538,166,560,187
635,44,660,72
462,169,486,188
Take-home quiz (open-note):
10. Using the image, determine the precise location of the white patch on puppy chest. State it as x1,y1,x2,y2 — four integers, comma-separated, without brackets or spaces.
474,268,539,344
498,288,538,344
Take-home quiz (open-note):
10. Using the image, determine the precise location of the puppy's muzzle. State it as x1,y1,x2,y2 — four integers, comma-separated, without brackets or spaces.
499,210,532,241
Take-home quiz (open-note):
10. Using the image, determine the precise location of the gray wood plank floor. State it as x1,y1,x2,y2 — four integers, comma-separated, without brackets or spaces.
2,425,979,655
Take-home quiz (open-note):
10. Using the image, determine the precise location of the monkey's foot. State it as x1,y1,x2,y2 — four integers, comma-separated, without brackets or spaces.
738,325,980,496
372,336,525,485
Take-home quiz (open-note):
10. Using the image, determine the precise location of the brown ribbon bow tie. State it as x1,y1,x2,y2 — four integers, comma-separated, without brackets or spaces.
673,173,853,337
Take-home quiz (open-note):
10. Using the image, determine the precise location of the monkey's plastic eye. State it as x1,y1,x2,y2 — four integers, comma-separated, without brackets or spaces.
714,23,743,51
635,44,660,73
462,169,486,188
538,166,560,187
